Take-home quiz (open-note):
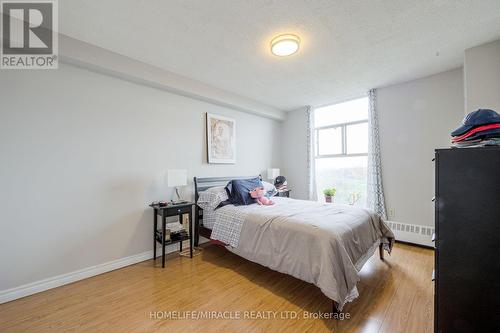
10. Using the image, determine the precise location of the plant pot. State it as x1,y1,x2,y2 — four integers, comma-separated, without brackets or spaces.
325,196,334,203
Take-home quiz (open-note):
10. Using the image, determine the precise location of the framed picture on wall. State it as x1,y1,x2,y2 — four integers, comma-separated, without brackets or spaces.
206,113,236,164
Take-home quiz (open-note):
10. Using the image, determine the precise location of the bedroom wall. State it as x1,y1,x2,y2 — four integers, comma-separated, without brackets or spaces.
281,108,309,200
0,63,281,296
377,68,464,239
464,39,500,114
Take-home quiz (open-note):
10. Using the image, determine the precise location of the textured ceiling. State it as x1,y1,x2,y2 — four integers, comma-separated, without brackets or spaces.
59,0,500,111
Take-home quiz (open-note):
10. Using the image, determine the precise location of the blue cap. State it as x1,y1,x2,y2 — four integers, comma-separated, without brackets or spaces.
451,109,500,137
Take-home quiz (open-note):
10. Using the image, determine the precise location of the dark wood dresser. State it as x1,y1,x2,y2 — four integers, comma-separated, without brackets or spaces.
434,146,500,332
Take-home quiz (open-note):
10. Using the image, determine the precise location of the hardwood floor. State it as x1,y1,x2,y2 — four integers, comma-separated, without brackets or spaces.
0,243,433,333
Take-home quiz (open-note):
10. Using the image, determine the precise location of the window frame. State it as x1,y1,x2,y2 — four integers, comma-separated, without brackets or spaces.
315,119,368,158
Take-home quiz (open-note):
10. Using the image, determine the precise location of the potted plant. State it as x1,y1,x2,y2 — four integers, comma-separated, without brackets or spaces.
323,188,336,203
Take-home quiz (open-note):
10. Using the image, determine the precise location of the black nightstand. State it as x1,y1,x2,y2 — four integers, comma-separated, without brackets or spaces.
276,189,291,197
149,202,194,267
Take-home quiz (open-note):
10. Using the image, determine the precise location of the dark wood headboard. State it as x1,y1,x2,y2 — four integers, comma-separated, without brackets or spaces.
193,175,260,246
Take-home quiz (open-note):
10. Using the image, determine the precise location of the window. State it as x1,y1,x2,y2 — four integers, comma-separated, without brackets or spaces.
314,97,368,207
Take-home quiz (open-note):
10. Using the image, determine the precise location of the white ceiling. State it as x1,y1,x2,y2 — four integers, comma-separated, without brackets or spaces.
60,0,500,111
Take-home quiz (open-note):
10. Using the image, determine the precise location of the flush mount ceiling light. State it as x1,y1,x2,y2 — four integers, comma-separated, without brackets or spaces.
270,34,300,57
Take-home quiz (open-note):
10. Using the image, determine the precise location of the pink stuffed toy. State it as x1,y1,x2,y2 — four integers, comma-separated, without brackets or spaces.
249,187,274,205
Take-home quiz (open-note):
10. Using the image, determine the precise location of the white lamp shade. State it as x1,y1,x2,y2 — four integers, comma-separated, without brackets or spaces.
167,169,187,187
267,168,280,180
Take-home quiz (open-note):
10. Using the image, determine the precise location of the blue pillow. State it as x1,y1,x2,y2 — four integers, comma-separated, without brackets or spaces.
226,177,262,206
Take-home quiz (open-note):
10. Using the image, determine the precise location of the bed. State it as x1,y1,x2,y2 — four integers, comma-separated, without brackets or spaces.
193,176,395,312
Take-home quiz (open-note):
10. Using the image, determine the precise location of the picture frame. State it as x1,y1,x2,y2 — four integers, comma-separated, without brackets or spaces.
206,113,236,164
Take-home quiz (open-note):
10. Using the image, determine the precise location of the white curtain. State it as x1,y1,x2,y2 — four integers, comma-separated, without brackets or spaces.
306,106,317,201
367,89,387,219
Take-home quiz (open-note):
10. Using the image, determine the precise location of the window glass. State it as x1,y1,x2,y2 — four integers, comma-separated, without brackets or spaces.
314,96,369,207
315,97,368,127
346,122,368,154
317,127,342,155
315,156,368,207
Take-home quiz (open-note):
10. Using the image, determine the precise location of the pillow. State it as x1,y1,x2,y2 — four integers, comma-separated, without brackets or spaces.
226,177,262,206
262,181,278,197
197,186,229,210
206,186,228,195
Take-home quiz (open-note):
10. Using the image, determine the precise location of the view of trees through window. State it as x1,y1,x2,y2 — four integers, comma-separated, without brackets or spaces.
314,97,368,207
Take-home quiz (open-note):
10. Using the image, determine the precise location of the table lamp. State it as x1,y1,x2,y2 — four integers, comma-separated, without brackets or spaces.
267,168,280,181
167,169,187,204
